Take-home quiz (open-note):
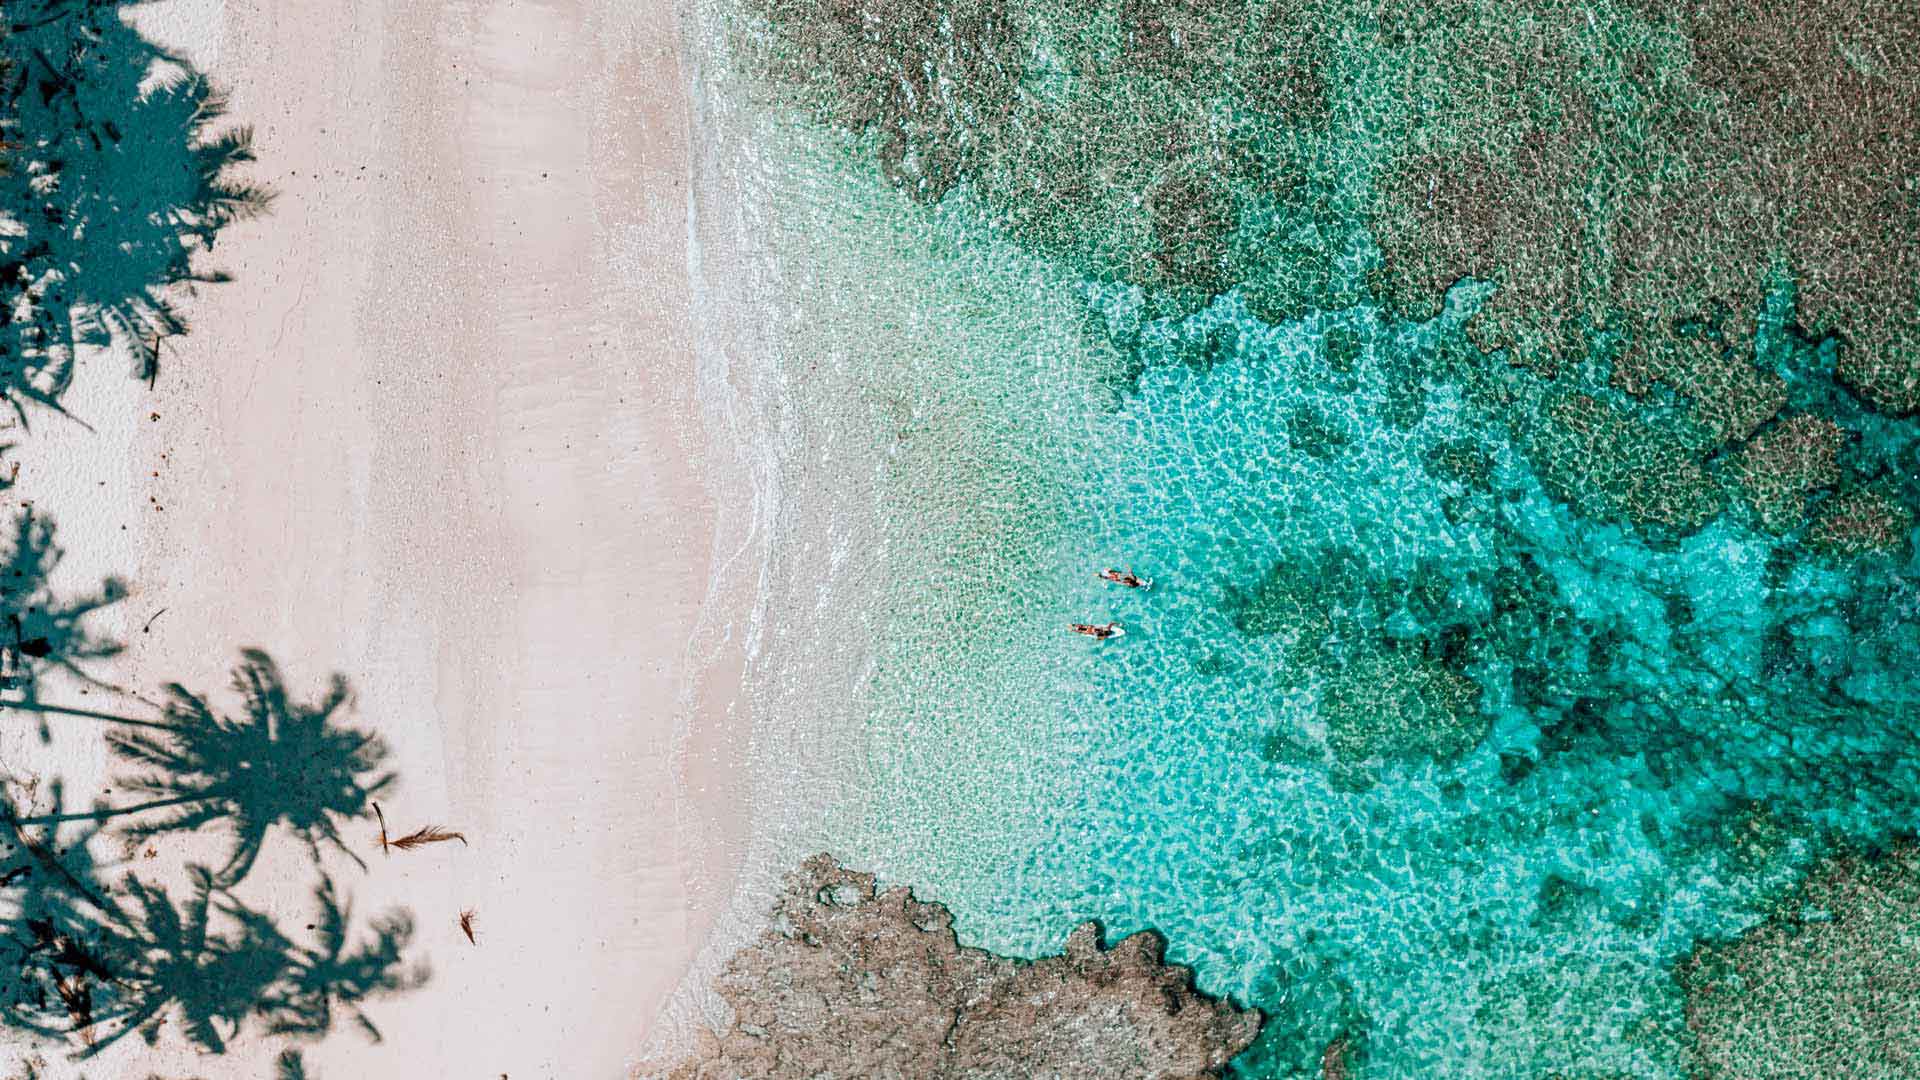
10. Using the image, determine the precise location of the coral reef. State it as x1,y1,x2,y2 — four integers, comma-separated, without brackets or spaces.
743,0,1021,206
740,0,1328,310
1521,392,1723,535
658,854,1260,1079
1805,484,1914,559
1233,550,1345,646
1232,546,1489,769
1678,843,1920,1079
731,0,1920,1072
1727,415,1846,534
747,0,1920,416
1367,0,1919,416
1359,0,1919,540
1321,645,1482,766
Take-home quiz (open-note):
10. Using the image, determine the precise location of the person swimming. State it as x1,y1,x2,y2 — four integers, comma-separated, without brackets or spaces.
1069,622,1125,640
1097,568,1151,589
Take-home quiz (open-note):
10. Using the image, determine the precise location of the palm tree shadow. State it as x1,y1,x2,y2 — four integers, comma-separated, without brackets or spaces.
9,863,282,1057
85,866,297,1055
1,0,271,420
0,508,126,729
0,4,417,1065
114,650,395,886
50,868,417,1059
275,1048,313,1079
9,650,394,888
0,789,424,1059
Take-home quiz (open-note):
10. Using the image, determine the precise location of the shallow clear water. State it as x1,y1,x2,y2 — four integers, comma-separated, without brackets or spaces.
841,280,1920,1077
695,10,1920,1074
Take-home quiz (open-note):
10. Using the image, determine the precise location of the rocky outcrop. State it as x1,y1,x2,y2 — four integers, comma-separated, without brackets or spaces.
657,854,1260,1079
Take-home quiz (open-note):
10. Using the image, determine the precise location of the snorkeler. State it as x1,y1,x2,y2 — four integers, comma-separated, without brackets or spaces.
1097,568,1152,590
1069,622,1125,640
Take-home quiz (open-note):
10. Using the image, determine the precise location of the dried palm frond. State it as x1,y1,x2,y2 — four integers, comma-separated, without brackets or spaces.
53,975,91,1044
389,826,465,852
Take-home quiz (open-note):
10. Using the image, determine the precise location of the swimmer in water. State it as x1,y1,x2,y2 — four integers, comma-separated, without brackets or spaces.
1097,568,1150,589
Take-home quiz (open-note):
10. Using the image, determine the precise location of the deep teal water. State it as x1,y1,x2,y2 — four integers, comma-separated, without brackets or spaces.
837,274,1920,1077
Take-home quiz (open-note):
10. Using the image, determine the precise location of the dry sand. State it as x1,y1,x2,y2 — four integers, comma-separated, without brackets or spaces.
1,0,749,1075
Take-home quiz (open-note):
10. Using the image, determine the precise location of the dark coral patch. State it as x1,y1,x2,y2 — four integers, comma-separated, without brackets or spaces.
1728,415,1846,534
1678,844,1920,1078
1806,484,1914,559
1523,392,1724,535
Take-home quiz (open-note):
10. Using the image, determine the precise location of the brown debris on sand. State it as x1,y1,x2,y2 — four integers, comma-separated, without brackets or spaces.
656,854,1260,1079
372,803,467,855
388,825,466,852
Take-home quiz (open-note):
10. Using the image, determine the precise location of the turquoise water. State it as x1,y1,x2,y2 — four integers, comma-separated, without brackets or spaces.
812,262,1920,1076
1001,292,1920,1075
698,11,1920,1073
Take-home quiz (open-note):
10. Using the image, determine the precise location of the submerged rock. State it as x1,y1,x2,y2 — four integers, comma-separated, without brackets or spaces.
657,854,1260,1079
1678,844,1920,1078
1322,644,1484,767
1805,484,1915,559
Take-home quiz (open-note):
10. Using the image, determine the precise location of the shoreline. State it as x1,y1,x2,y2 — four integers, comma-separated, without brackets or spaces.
642,3,926,1057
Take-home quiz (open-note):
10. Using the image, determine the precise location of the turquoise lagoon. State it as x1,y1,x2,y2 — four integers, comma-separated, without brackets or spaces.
707,67,1920,1080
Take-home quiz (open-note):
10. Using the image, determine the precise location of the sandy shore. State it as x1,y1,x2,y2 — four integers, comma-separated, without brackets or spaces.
2,0,748,1075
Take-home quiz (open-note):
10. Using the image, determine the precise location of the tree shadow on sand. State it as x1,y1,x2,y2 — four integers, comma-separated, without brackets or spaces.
1,857,423,1057
0,508,124,719
0,651,425,1061
12,650,397,887
0,4,398,1068
1,0,270,421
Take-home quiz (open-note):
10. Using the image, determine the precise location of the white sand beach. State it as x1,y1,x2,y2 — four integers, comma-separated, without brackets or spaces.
0,0,749,1075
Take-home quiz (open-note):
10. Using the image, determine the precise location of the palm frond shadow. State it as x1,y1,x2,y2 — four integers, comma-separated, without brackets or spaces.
0,779,136,1044
88,866,293,1055
0,0,271,421
9,650,394,888
1,861,419,1059
0,777,118,916
0,508,125,729
0,655,424,1059
276,1048,312,1080
258,876,428,1043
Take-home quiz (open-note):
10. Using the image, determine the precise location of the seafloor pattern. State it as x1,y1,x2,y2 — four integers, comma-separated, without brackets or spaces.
716,0,1918,1077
